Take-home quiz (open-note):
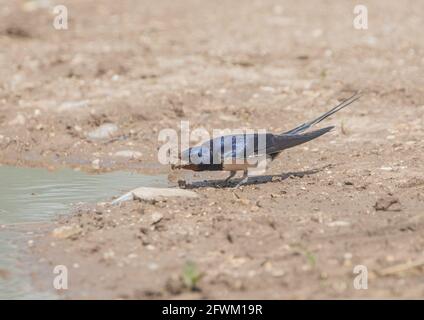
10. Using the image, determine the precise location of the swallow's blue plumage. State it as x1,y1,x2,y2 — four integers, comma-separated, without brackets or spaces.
174,92,361,185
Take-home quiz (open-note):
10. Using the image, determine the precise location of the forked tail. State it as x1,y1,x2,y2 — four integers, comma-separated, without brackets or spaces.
283,92,361,135
269,126,334,155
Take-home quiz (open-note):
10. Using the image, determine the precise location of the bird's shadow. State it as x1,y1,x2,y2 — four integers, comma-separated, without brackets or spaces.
179,165,331,189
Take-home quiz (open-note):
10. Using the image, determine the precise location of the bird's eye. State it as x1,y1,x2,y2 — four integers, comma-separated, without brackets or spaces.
188,148,201,161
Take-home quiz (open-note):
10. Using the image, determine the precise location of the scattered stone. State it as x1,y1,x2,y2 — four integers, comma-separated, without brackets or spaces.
250,205,259,212
57,100,89,112
399,177,424,188
386,255,395,262
374,196,401,211
112,187,198,204
327,220,351,227
103,249,115,260
114,150,142,159
355,184,368,191
52,225,82,239
150,212,163,225
311,212,324,224
9,114,26,126
271,270,285,277
165,275,184,295
128,253,138,259
22,0,51,12
380,166,394,172
343,252,353,260
87,123,118,140
405,140,416,146
271,176,283,182
148,262,159,270
219,114,239,122
238,198,250,205
91,159,100,169
260,86,276,92
146,244,155,251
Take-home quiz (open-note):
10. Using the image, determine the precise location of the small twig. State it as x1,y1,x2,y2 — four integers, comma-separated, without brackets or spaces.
378,258,424,276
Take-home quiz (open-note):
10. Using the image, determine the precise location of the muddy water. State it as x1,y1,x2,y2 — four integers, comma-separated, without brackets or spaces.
0,165,167,299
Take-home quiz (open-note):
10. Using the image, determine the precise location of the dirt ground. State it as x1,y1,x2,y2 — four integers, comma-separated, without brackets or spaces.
1,0,424,299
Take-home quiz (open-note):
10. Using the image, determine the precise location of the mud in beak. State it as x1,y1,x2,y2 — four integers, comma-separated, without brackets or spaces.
171,164,182,170
171,163,200,171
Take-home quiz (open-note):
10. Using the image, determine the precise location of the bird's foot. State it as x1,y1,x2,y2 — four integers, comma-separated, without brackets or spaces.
222,171,237,187
178,179,187,188
232,173,249,189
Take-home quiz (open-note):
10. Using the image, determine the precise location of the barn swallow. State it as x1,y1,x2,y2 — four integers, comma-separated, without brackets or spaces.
172,92,361,187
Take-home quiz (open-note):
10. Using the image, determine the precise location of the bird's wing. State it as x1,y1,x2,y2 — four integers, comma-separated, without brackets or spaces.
268,126,334,154
205,134,265,163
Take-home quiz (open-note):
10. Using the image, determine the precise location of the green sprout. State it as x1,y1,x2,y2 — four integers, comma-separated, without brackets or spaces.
181,261,202,290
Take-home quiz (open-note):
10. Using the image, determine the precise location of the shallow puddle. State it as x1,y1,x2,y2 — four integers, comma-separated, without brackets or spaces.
0,165,167,299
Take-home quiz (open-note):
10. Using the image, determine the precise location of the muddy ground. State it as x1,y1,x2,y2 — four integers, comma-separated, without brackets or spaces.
1,0,424,298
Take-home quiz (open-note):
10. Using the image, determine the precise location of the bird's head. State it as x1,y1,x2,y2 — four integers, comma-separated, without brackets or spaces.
181,146,211,164
171,145,211,170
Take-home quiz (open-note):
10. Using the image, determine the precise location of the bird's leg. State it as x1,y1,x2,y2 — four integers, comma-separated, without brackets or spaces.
234,170,249,188
224,170,237,184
